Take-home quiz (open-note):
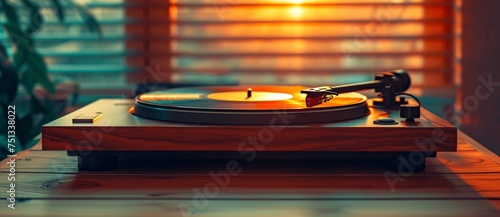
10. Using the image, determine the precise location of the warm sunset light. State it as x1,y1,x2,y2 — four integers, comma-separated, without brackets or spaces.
289,6,303,17
288,0,304,17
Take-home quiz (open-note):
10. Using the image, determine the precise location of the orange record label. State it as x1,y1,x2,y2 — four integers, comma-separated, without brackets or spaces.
139,94,201,101
207,91,293,102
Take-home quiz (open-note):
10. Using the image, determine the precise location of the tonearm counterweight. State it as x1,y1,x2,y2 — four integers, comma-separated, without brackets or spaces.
301,69,411,108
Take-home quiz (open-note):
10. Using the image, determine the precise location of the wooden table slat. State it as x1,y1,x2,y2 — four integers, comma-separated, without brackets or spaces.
1,122,499,216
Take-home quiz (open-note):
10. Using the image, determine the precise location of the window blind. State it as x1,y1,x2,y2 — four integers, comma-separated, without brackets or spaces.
131,0,458,88
0,0,458,95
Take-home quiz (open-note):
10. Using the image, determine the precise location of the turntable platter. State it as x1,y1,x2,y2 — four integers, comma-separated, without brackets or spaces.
132,86,370,125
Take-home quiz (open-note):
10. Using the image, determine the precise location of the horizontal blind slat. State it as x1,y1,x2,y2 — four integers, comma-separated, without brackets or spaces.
12,1,452,9
0,19,452,26
170,67,452,74
0,35,455,41
15,51,451,58
49,65,137,74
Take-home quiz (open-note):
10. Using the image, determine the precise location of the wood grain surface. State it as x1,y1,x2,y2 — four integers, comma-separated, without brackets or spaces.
1,131,499,216
5,199,499,217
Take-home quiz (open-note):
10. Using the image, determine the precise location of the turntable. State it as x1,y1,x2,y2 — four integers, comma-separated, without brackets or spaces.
42,69,457,171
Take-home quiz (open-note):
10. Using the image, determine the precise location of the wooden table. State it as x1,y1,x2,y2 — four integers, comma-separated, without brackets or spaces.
1,131,500,217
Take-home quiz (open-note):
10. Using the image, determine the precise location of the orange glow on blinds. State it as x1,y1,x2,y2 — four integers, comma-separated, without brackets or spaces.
129,0,455,87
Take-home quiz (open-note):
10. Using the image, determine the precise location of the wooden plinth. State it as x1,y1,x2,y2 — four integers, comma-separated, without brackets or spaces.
42,99,457,152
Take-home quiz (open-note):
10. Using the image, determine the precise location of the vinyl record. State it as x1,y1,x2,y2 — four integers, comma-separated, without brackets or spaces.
132,86,370,125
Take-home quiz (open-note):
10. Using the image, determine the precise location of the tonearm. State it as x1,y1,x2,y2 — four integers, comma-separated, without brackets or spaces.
301,69,411,108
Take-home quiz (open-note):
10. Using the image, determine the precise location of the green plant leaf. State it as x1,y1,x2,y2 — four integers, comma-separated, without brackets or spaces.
12,43,26,69
23,50,55,93
3,23,34,49
13,45,55,94
66,0,102,37
50,0,65,22
21,70,37,93
22,0,45,36
0,41,19,103
0,0,20,26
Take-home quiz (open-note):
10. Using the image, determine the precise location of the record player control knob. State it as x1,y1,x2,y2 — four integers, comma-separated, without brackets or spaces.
247,88,252,98
400,104,420,123
373,118,398,125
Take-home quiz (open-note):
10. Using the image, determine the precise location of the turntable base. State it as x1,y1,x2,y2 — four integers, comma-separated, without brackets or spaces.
42,99,457,171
